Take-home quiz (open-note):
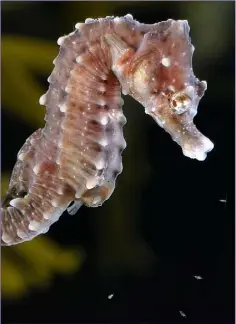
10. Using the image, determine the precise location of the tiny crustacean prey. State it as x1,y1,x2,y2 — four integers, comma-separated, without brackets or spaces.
1,15,214,245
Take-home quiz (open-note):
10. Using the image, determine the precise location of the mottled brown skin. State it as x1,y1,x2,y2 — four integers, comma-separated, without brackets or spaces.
1,15,213,245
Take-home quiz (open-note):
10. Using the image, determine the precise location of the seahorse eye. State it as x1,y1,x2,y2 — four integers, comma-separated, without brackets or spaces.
169,93,192,114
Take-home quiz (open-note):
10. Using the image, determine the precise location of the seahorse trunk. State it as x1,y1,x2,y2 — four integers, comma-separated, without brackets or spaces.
1,17,129,245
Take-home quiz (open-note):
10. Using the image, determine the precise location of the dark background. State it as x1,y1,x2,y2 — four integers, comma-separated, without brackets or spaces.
1,1,235,323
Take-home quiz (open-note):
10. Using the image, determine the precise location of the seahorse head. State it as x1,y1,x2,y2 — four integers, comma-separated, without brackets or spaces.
130,20,214,160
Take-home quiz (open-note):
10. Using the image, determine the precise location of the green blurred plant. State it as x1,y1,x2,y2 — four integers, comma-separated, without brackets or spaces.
2,36,57,127
1,1,35,12
183,1,233,63
2,238,84,299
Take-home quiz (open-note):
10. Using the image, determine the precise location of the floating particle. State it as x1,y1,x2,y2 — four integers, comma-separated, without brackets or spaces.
219,194,227,203
192,275,203,280
108,294,114,299
179,310,186,318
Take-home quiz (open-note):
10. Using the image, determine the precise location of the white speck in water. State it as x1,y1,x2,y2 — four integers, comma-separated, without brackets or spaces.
108,294,114,299
219,198,227,203
193,275,203,280
179,310,186,318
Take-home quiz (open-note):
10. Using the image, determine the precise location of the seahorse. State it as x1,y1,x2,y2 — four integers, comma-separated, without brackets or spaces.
1,15,214,245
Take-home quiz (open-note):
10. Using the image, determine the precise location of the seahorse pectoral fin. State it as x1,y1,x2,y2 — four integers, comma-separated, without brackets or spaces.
67,200,83,215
